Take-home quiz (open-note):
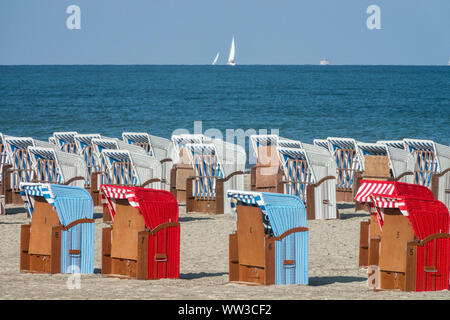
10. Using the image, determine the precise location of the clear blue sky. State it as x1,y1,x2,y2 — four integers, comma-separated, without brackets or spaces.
1,0,449,65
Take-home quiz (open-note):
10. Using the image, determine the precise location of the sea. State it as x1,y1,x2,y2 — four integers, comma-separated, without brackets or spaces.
0,65,449,155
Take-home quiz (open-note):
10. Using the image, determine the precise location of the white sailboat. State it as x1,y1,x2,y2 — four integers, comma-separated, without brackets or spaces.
212,52,220,65
320,58,329,65
448,57,450,66
227,37,236,66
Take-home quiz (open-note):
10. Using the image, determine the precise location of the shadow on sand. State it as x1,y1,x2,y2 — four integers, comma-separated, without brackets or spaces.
180,272,228,280
339,213,369,220
179,216,214,222
308,276,366,286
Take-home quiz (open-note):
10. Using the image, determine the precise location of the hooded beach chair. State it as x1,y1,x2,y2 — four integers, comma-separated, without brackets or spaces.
356,142,415,183
122,132,176,191
249,134,288,193
354,180,434,268
100,149,162,189
170,134,208,204
100,185,180,280
277,144,338,220
403,139,450,209
27,146,87,188
89,137,147,205
353,142,415,211
367,193,449,291
325,137,363,202
1,136,59,205
52,131,79,154
19,182,94,274
0,134,7,214
227,190,308,285
183,141,246,214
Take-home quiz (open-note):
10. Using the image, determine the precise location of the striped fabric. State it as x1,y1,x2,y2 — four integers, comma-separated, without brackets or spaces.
403,139,444,187
74,134,102,186
313,139,329,150
53,132,78,154
122,132,155,156
356,142,388,156
377,140,406,150
250,135,278,158
27,147,63,184
326,137,362,189
184,143,224,198
277,147,312,200
171,134,206,163
20,182,94,274
227,190,308,285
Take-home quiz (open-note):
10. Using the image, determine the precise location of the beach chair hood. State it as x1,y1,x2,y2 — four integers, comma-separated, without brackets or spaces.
100,185,179,229
20,182,94,274
355,179,434,230
227,190,307,236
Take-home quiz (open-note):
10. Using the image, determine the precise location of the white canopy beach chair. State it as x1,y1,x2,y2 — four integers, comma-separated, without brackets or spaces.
325,137,363,202
52,131,79,153
27,146,87,188
170,134,209,203
403,139,450,208
123,132,176,191
100,149,162,189
183,141,245,214
277,143,338,219
356,142,415,183
1,136,59,204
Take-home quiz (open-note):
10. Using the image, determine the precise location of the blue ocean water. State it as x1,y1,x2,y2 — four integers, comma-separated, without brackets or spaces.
0,65,449,147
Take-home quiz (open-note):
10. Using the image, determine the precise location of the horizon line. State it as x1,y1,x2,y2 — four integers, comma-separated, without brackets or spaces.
1,63,449,67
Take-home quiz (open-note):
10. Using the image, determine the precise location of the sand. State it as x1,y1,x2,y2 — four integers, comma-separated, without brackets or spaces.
0,202,449,300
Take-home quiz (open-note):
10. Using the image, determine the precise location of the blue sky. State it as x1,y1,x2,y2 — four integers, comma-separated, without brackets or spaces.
1,0,449,65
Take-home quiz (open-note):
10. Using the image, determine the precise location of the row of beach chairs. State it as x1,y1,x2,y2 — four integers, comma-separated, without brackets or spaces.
2,131,450,291
1,133,449,217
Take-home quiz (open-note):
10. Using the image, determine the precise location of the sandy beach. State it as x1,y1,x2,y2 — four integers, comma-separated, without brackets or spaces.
1,201,449,300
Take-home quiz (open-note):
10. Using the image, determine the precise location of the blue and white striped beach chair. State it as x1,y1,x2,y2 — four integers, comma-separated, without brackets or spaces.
403,139,450,208
19,182,94,274
227,190,308,285
27,146,87,187
123,132,176,191
183,140,246,214
170,134,208,203
100,149,162,189
2,136,59,205
52,131,79,154
325,137,363,202
277,143,338,219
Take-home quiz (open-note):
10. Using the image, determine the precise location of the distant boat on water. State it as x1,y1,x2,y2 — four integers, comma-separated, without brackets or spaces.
212,52,220,65
320,58,329,65
227,37,236,66
448,57,450,66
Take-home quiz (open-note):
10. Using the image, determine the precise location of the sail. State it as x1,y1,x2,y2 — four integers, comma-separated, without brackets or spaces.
227,37,236,66
212,52,219,65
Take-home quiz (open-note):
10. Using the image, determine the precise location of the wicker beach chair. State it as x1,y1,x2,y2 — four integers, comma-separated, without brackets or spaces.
122,132,176,191
354,180,434,268
367,192,449,291
376,140,406,150
19,182,94,274
1,137,59,205
227,190,309,285
27,146,87,187
52,131,79,153
403,139,450,209
324,137,363,202
170,134,208,204
277,144,338,220
353,142,416,211
183,141,246,214
0,134,7,214
100,185,180,280
89,137,147,205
